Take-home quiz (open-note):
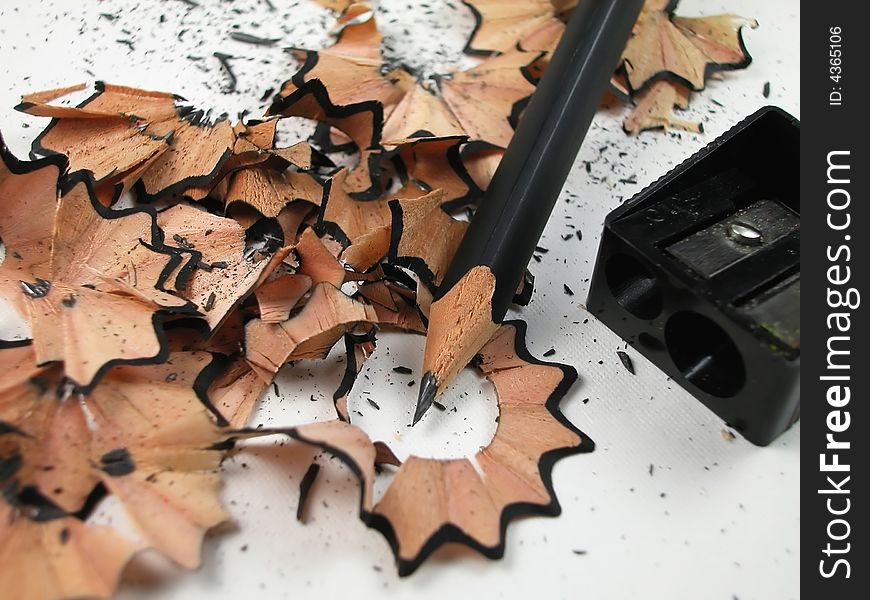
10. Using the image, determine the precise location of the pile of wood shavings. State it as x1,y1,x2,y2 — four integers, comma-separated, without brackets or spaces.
0,0,757,596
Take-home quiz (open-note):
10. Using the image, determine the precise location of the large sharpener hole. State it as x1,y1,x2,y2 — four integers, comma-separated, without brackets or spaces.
665,311,746,398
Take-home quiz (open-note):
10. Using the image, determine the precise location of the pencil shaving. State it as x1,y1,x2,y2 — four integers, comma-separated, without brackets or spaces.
17,83,236,202
621,3,758,93
0,342,231,587
624,79,702,135
388,190,468,287
462,0,568,56
272,323,587,576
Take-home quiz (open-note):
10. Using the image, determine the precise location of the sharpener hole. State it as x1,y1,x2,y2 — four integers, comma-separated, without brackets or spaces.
605,253,663,320
665,311,746,398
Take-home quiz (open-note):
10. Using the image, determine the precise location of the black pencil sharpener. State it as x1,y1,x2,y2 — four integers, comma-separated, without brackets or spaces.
587,106,800,446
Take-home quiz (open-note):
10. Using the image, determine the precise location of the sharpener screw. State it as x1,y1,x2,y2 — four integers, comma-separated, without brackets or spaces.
726,221,763,246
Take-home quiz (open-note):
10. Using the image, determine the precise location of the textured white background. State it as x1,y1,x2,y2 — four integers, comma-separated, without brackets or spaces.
0,1,799,599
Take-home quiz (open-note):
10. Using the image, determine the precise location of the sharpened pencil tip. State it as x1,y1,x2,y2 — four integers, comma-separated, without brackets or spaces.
412,372,438,426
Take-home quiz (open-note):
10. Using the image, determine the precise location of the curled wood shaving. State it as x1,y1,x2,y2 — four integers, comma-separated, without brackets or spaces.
332,332,377,421
624,79,702,135
230,420,377,510
267,75,386,201
463,0,757,140
139,118,235,200
163,315,265,428
268,68,384,155
16,85,170,193
225,166,322,219
26,177,195,390
156,203,290,331
277,200,319,244
17,82,237,201
390,136,479,210
0,503,139,600
275,4,539,200
319,169,391,246
164,308,245,357
245,268,426,382
460,142,504,194
0,135,66,326
271,141,316,170
291,3,391,115
440,48,539,148
288,421,377,509
368,292,425,334
381,47,540,150
235,119,278,148
245,282,379,379
354,280,425,334
0,342,231,586
207,356,269,428
283,51,400,117
187,121,316,202
0,343,94,513
270,4,403,200
340,223,391,272
271,322,586,576
295,228,346,288
519,17,566,78
255,274,313,323
621,2,758,92
329,3,382,60
462,0,560,56
381,85,465,146
388,189,468,287
85,352,229,569
342,147,389,199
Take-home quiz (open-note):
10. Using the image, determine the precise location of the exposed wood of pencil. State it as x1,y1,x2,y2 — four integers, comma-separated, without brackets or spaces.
416,266,499,424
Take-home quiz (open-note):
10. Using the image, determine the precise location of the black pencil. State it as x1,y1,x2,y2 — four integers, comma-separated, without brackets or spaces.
414,0,644,424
